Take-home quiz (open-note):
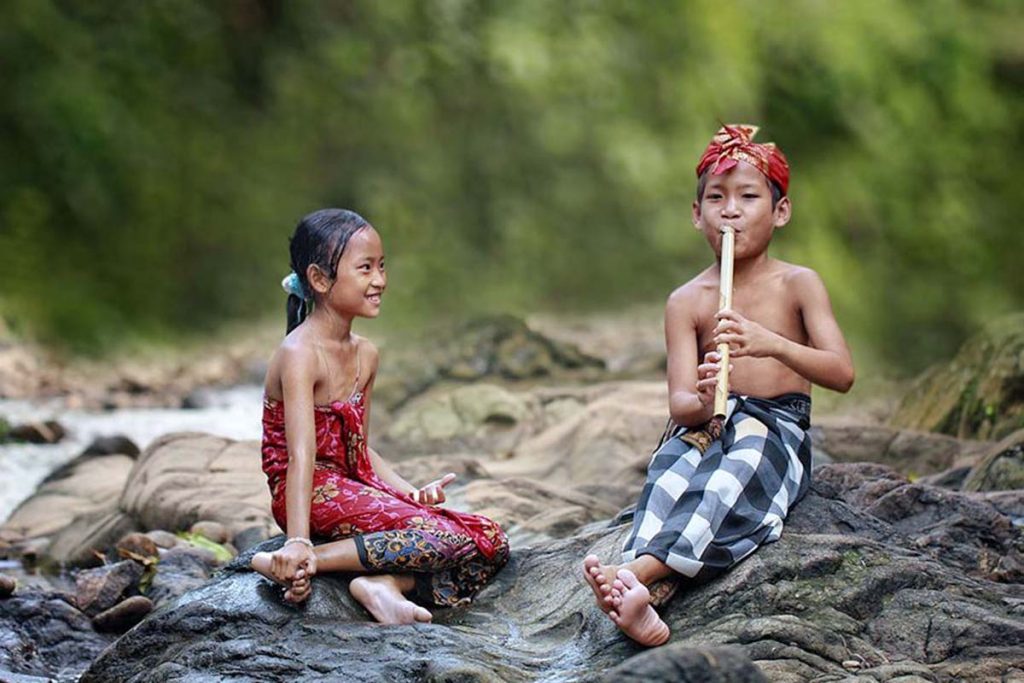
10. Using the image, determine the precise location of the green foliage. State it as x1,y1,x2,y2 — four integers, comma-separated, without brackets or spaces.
0,0,1021,369
176,531,234,564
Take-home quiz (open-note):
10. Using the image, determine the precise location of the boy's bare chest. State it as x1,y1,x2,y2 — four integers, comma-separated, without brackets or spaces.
695,280,805,351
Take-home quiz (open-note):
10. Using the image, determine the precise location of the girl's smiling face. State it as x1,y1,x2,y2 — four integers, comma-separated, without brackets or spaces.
312,226,387,318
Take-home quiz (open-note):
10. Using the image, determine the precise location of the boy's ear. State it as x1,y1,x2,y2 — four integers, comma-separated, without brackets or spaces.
306,263,332,295
692,200,702,228
773,196,792,228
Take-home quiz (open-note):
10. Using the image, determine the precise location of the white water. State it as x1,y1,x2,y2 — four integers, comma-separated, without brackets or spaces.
0,385,264,522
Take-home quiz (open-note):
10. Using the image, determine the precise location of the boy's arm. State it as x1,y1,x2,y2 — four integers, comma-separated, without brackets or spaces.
666,290,717,426
715,269,854,392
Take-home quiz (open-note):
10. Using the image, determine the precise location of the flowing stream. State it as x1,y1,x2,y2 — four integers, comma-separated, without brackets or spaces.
0,385,264,522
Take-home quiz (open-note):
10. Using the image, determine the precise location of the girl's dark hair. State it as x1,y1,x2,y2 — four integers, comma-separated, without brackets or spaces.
286,208,369,333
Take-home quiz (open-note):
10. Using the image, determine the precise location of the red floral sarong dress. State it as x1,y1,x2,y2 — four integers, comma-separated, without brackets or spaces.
261,390,509,607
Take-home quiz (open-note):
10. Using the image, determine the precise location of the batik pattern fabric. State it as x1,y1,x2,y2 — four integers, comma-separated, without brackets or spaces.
622,393,812,583
261,394,508,607
696,124,790,194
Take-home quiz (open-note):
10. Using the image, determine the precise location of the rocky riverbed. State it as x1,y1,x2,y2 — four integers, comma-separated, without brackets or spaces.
2,313,1023,681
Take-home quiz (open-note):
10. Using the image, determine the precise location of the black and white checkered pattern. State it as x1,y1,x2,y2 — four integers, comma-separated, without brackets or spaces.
622,393,812,580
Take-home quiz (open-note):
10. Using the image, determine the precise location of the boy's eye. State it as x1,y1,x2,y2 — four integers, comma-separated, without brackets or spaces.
379,262,385,271
706,193,722,200
743,194,760,199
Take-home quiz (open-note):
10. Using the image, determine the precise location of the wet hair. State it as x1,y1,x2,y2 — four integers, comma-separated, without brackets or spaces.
286,208,369,333
696,169,784,208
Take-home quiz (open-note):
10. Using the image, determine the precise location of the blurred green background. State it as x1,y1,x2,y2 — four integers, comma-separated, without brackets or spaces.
1,0,1021,372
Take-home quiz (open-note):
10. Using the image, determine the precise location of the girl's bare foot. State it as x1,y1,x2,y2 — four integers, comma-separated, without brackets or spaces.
349,575,432,625
608,569,670,647
251,551,313,604
582,555,620,613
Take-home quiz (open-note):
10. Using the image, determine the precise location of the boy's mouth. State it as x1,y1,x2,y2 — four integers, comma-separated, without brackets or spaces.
366,292,382,304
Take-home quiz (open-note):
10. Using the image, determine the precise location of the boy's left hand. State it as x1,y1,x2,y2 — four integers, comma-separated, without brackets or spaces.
713,309,781,359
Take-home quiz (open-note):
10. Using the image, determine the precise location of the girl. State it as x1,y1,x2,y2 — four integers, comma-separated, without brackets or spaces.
252,209,509,624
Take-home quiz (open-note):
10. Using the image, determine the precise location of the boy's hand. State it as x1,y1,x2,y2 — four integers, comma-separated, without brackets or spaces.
714,309,781,358
695,351,731,406
412,472,457,506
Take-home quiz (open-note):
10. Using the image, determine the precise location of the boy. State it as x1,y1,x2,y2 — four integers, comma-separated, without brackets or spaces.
583,124,854,646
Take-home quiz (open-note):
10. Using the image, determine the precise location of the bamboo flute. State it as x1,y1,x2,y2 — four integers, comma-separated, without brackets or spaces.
712,224,736,425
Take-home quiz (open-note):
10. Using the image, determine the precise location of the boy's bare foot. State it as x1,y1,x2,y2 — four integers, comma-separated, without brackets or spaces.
608,569,670,647
349,575,432,625
251,551,313,604
582,554,620,613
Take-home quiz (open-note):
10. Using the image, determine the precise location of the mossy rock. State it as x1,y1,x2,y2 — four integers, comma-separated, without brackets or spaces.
962,429,1024,492
890,313,1024,439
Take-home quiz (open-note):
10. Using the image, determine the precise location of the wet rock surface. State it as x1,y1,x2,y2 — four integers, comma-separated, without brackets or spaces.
78,464,1024,682
891,313,1024,440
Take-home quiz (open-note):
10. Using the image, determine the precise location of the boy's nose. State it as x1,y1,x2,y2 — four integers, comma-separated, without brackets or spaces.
721,198,740,217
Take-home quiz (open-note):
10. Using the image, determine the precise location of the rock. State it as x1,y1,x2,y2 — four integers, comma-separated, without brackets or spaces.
46,509,139,567
461,477,619,542
91,595,153,633
599,644,767,682
384,383,538,453
80,434,140,458
0,589,115,680
231,526,271,553
0,573,15,598
79,464,1024,681
488,381,666,491
190,520,230,544
0,452,134,546
963,429,1024,492
890,313,1024,439
114,532,159,561
146,545,218,607
74,560,144,617
372,315,605,410
144,529,180,549
7,420,66,444
118,432,280,542
812,418,988,478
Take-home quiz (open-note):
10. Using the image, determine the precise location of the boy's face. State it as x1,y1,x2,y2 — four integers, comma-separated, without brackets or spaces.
692,160,791,260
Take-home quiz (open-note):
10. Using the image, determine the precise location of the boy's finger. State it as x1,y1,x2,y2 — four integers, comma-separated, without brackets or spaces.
438,473,457,488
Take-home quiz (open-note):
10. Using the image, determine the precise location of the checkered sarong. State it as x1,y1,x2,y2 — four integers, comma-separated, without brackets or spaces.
622,393,812,580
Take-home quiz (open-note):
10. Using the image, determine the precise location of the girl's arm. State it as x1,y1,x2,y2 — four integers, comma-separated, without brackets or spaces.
362,345,454,504
359,345,417,498
273,343,319,580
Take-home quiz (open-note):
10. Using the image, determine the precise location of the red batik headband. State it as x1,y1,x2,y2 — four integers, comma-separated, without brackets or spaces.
696,124,790,195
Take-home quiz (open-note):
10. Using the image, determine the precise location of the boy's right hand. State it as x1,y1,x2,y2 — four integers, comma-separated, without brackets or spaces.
695,351,732,406
271,542,317,583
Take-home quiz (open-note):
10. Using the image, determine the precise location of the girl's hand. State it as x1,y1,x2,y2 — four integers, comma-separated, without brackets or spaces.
412,473,457,506
271,541,317,583
696,351,732,405
713,309,781,359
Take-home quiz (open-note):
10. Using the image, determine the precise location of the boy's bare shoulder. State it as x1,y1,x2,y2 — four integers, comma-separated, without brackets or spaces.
666,265,718,311
774,259,827,291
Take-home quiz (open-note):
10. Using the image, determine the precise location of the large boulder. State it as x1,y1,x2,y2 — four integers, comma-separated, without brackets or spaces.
79,464,1024,682
373,315,605,411
3,432,278,567
890,313,1024,440
963,428,1024,493
118,432,278,542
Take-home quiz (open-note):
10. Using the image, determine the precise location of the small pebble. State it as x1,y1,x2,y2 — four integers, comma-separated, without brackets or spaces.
92,596,153,632
0,574,15,598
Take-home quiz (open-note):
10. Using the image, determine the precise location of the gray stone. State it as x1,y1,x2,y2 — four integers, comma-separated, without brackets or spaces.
79,465,1024,682
74,560,144,617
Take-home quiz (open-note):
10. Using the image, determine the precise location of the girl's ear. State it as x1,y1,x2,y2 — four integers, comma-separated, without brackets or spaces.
306,263,332,295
